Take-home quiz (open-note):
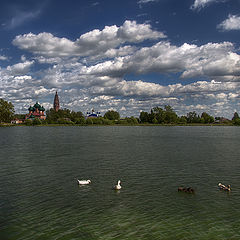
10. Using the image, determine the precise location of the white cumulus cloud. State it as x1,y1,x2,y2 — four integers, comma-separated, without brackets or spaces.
0,55,8,61
191,0,225,10
12,20,166,58
4,20,240,118
6,60,35,75
79,41,240,81
217,14,240,31
12,32,77,57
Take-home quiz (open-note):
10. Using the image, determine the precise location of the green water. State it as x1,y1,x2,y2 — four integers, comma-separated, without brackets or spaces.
1,126,240,240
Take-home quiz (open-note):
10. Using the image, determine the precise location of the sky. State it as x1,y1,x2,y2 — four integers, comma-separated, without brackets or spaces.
0,0,240,118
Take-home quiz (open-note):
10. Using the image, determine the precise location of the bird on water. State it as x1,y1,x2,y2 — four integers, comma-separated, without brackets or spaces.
77,179,91,185
114,180,122,190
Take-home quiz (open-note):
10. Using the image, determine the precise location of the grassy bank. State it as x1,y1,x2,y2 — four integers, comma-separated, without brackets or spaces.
1,123,235,127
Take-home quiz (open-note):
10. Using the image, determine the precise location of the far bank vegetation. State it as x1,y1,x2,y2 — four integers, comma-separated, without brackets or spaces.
0,98,239,126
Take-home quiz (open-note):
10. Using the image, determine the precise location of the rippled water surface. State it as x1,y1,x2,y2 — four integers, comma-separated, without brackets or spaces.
1,126,240,240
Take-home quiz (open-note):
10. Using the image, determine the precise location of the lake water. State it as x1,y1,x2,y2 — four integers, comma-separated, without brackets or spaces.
1,126,240,240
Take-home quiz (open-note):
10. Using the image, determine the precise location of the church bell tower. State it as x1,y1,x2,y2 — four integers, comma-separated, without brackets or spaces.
54,91,60,112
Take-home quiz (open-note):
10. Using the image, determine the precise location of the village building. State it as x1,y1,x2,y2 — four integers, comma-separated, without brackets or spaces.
54,91,60,112
86,109,101,118
25,102,46,120
11,119,24,124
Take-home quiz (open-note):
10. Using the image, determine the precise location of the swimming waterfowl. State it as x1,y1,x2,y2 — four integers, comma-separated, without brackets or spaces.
77,179,91,185
218,183,226,189
218,183,231,191
178,187,195,193
114,180,121,190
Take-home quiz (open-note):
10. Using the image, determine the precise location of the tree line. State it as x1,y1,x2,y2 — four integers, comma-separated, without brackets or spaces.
42,109,138,125
1,98,240,126
139,105,216,124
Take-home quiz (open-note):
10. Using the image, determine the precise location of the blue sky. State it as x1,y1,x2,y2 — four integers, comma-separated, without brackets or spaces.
0,0,240,118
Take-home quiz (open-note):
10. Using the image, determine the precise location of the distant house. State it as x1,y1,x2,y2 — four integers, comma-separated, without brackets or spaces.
214,117,230,124
86,109,101,119
25,102,46,120
11,119,24,124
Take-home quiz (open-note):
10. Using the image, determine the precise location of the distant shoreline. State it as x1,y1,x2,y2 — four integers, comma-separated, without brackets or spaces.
0,123,236,127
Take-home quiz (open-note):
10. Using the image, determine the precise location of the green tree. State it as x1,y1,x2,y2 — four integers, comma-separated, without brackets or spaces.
153,107,165,123
91,117,103,124
125,116,138,125
152,117,158,124
57,118,74,124
32,118,42,125
139,111,149,123
104,110,120,120
46,108,59,123
232,112,240,125
164,105,178,124
75,116,86,124
178,116,187,124
148,109,155,123
14,114,25,119
140,105,179,124
25,119,33,126
187,111,200,123
0,99,15,123
164,105,173,112
102,118,113,125
201,112,214,124
70,111,84,122
86,118,93,125
234,118,240,125
232,112,240,121
46,108,83,124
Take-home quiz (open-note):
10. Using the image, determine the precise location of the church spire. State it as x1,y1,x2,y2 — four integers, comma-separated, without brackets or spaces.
54,91,60,112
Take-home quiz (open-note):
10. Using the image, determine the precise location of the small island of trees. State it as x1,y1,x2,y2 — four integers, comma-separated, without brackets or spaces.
1,98,240,126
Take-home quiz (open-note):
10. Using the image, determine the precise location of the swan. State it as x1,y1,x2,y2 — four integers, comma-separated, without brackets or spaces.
114,180,121,190
77,179,91,185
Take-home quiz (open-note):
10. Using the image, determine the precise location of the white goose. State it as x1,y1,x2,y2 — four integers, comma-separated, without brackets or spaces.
114,180,122,190
77,179,91,185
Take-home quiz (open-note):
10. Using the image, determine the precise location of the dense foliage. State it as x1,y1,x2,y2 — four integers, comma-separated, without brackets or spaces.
46,108,84,124
104,110,120,120
14,114,25,119
139,105,216,125
185,111,214,124
139,105,178,124
0,99,15,123
232,112,240,125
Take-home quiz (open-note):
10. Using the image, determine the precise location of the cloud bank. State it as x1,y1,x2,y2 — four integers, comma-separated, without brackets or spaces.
13,20,166,58
1,20,240,118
